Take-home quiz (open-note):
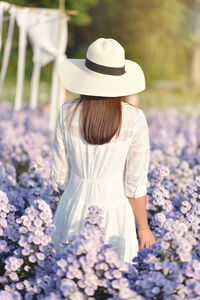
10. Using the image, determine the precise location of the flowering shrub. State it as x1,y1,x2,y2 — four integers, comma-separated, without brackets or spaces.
0,101,199,299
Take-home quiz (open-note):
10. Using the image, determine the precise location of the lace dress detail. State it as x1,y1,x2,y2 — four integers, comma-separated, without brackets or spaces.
50,99,150,263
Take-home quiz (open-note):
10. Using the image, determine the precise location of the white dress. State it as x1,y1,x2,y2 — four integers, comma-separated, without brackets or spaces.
50,99,150,264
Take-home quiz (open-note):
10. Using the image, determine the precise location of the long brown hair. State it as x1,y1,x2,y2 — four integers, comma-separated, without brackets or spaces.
67,95,124,145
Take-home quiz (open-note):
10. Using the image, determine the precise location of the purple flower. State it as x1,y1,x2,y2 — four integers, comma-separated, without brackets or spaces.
84,286,94,296
178,251,192,263
0,291,14,300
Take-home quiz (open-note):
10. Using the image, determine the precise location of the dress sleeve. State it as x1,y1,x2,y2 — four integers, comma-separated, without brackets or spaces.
51,104,71,191
124,109,150,198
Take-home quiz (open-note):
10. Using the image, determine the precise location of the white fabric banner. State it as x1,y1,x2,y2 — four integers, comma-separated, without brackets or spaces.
0,3,69,129
0,2,9,52
0,6,15,94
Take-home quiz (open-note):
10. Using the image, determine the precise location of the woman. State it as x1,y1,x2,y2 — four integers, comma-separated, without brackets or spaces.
50,38,155,264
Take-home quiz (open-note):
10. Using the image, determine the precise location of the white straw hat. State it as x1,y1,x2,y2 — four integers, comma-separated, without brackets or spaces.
58,38,146,97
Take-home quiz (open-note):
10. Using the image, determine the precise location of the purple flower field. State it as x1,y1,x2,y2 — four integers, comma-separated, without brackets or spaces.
0,100,200,300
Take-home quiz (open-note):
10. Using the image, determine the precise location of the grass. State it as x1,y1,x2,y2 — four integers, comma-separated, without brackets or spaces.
139,86,200,112
0,79,50,105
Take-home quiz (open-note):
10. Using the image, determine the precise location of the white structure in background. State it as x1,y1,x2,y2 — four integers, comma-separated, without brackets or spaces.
0,2,69,130
0,2,9,52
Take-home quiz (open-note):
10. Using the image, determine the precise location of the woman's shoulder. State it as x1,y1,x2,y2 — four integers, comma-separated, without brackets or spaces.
61,98,80,128
122,101,148,135
122,100,144,113
122,100,146,120
62,98,80,108
61,98,80,114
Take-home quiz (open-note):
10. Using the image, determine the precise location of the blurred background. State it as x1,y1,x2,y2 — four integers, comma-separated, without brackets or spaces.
1,0,200,112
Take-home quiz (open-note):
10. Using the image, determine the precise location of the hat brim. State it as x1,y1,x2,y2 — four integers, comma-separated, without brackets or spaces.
58,58,145,97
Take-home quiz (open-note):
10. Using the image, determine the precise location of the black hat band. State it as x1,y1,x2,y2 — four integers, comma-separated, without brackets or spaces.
85,57,126,76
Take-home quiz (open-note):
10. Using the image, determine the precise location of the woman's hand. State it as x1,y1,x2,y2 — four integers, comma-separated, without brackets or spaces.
138,226,156,249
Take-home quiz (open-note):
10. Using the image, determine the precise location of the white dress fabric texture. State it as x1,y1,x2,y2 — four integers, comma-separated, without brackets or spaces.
50,99,150,264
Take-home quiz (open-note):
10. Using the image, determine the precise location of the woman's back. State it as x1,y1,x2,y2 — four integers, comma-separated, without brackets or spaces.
63,99,140,178
51,99,150,263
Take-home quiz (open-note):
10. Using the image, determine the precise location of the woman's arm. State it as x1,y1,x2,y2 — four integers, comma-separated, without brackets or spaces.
124,109,155,249
128,194,155,249
51,104,71,196
128,195,149,230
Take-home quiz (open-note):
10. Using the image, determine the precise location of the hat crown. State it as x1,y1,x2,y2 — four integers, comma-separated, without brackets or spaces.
86,38,125,68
